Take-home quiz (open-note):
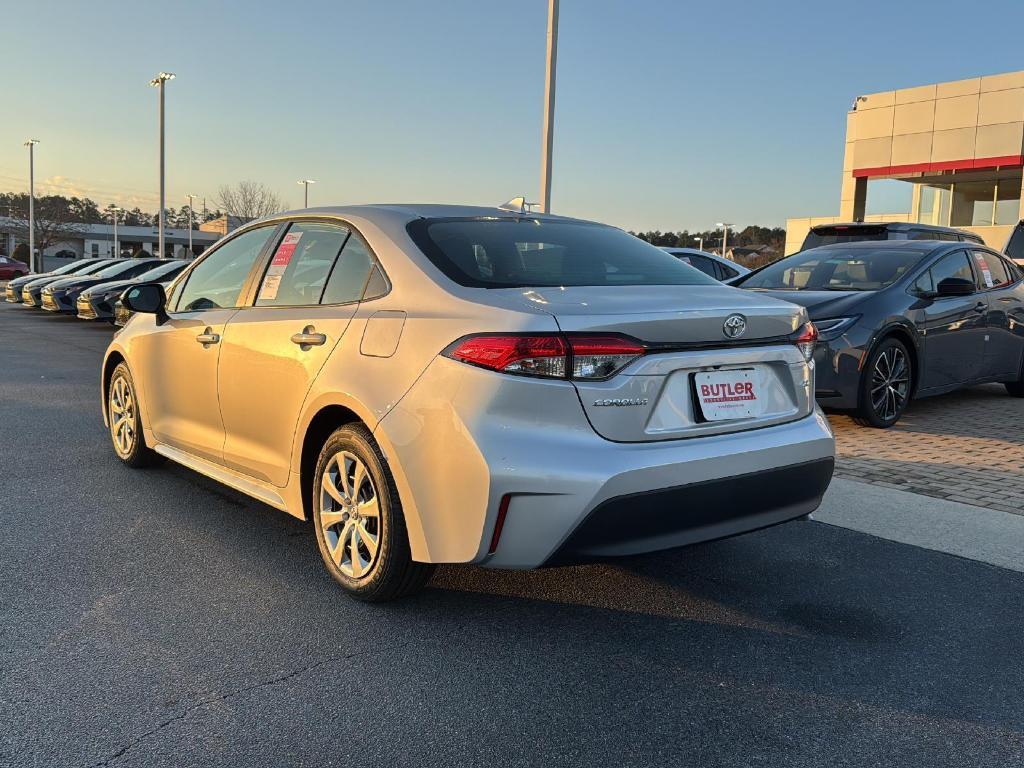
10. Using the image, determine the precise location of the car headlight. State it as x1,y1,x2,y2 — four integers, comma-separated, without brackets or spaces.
813,316,860,340
42,287,53,295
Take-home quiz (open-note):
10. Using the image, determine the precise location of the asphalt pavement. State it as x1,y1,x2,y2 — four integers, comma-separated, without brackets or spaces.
1,301,1022,768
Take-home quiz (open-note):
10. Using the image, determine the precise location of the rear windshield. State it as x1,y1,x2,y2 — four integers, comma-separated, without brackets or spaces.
801,226,888,250
742,246,929,291
408,218,717,288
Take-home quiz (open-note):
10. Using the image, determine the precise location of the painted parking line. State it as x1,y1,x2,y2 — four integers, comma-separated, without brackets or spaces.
815,477,1024,573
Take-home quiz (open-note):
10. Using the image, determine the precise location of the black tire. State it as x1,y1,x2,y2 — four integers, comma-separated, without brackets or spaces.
312,423,434,602
852,337,913,428
107,362,163,467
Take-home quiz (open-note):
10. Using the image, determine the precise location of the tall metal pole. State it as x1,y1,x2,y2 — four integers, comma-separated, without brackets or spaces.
150,72,175,259
716,222,733,259
297,179,316,208
539,0,559,214
24,140,39,272
185,194,196,255
112,208,119,257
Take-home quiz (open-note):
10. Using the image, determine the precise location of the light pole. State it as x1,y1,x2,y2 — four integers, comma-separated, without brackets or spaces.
297,179,316,208
108,205,123,257
694,236,704,251
539,0,559,213
24,139,39,272
185,194,197,256
716,222,733,260
149,71,175,258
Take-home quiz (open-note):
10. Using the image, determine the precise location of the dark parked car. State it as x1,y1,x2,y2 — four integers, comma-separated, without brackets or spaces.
0,256,30,281
77,259,189,321
19,260,119,306
5,259,106,303
661,247,750,281
735,241,1024,427
40,258,163,314
800,222,984,252
1005,220,1024,267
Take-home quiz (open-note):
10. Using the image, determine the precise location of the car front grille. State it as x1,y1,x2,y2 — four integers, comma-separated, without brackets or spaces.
5,285,17,302
41,294,58,311
23,292,38,306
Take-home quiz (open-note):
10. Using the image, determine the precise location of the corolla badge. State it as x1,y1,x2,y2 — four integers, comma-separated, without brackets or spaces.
723,314,747,339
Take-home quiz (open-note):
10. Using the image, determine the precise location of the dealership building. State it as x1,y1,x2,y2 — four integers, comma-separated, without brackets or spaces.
786,70,1024,254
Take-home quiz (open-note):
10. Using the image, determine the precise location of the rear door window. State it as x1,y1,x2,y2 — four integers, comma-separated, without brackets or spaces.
970,250,1010,290
255,222,349,307
684,254,720,279
321,231,380,304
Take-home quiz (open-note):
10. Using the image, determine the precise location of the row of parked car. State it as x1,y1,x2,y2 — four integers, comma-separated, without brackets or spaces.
4,256,189,326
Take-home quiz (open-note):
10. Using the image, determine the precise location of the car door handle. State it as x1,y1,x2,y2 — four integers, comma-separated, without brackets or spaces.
196,328,220,345
291,326,327,347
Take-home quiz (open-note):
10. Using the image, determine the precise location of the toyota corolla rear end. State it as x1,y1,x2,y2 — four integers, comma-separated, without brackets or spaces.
375,215,835,569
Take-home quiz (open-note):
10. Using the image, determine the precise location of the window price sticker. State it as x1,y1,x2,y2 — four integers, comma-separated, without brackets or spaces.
259,231,303,301
972,252,994,288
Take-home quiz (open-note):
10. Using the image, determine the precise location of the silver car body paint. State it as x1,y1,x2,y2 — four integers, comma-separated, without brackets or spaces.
103,204,834,569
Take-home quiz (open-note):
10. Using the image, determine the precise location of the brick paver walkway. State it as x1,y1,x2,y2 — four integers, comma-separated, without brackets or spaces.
829,384,1024,515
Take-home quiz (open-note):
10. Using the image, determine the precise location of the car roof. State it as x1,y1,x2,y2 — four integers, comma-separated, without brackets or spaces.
806,239,960,253
270,203,595,226
811,221,970,235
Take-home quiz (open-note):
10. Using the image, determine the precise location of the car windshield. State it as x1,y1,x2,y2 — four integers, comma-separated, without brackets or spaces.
408,218,717,288
135,261,187,282
93,260,147,279
742,246,930,291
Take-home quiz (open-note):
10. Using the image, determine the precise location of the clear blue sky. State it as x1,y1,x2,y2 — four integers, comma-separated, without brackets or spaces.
2,0,1023,231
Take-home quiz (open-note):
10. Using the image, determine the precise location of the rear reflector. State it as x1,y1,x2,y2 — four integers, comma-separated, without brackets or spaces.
444,333,644,380
489,494,512,554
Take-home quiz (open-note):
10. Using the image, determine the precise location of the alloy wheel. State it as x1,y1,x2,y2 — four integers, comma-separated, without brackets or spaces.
319,451,381,579
870,346,909,422
109,375,136,457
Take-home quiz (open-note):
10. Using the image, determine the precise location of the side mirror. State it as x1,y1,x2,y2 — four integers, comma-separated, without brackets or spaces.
121,282,167,318
936,277,975,297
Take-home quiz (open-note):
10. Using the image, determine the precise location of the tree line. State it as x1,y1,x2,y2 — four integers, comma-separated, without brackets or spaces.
633,225,786,254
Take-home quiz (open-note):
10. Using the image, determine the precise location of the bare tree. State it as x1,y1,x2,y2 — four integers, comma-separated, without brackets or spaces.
2,193,88,255
215,181,283,220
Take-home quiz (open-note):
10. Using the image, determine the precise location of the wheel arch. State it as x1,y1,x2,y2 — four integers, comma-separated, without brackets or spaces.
870,322,920,397
295,403,368,523
101,349,127,426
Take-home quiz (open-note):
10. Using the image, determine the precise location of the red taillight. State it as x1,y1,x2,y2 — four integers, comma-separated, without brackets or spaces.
793,322,819,362
488,494,512,554
443,334,645,380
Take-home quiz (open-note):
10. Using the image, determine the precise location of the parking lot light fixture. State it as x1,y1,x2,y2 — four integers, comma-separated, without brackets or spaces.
539,0,559,213
694,236,704,250
24,139,40,272
149,72,175,259
716,222,733,260
297,179,316,208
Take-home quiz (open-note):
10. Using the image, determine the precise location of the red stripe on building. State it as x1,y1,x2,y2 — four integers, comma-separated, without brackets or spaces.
852,154,1024,178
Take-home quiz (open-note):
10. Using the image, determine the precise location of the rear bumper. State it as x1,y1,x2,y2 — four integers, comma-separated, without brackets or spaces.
377,356,836,569
544,457,833,564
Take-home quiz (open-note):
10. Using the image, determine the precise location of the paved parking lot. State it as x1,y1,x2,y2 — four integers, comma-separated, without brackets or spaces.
1,303,1022,767
829,387,1024,515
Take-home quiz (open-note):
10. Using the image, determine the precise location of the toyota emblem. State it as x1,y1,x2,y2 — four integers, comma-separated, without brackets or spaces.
723,314,747,339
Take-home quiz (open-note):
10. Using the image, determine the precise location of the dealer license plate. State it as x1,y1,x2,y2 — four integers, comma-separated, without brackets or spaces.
694,369,763,421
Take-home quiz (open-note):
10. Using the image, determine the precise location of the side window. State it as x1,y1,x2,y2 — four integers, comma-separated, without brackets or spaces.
1002,255,1023,282
928,251,975,295
322,231,378,304
912,270,934,295
175,226,276,312
1005,225,1024,262
686,255,719,279
255,222,349,307
718,262,739,280
970,250,1010,289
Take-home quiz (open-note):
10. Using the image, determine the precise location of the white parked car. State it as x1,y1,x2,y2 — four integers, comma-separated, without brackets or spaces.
104,204,834,601
662,247,751,282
